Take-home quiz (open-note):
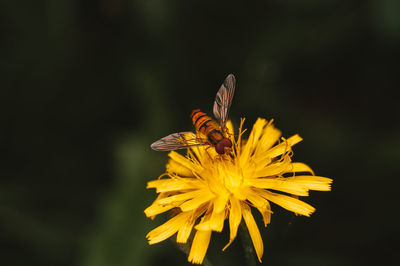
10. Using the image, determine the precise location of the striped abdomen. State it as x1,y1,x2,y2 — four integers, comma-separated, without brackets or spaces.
190,109,224,145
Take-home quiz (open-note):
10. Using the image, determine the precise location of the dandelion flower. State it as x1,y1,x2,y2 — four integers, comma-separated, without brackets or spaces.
145,118,332,264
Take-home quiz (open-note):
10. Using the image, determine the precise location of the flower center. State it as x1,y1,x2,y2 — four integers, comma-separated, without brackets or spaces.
205,159,244,198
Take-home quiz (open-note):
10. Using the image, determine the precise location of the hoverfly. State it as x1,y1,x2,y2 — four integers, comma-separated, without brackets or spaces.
151,74,235,155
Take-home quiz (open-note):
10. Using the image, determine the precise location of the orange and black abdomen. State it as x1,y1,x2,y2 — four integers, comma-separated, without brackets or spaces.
190,109,223,145
191,109,216,135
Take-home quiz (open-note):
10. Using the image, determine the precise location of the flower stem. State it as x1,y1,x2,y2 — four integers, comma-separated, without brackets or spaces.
239,222,257,266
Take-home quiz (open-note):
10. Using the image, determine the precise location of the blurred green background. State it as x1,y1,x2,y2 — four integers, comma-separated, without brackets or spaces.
1,0,399,265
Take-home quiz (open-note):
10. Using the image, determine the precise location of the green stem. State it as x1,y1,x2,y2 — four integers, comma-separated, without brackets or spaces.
239,222,257,266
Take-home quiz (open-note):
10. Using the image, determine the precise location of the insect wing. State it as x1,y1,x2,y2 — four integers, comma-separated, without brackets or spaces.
151,132,206,151
213,74,235,130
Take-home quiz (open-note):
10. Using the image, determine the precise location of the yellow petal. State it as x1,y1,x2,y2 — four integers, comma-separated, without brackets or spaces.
213,194,229,213
241,202,264,263
290,162,314,175
226,120,235,136
244,188,272,226
255,121,281,152
156,189,209,205
166,159,194,176
188,229,212,264
264,134,303,158
247,178,309,196
240,118,268,165
189,145,202,161
236,118,246,153
256,189,315,216
146,211,192,244
144,201,182,217
145,192,174,218
285,176,332,191
222,196,242,251
254,154,292,177
147,178,203,193
178,204,209,242
179,191,215,212
194,209,213,231
190,142,219,166
168,151,195,171
209,205,226,232
176,211,196,243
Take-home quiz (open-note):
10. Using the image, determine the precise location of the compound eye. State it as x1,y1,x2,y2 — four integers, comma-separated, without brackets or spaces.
215,143,225,154
220,138,232,148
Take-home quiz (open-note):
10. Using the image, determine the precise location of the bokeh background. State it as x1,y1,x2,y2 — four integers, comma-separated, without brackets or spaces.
1,1,399,266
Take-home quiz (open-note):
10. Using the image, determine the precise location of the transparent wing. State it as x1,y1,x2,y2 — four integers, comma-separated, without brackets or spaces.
150,132,207,151
213,74,235,131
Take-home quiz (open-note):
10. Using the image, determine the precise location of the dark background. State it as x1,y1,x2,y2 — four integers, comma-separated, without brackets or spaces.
1,1,399,266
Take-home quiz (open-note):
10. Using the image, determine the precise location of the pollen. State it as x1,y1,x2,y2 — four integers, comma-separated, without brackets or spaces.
145,118,332,264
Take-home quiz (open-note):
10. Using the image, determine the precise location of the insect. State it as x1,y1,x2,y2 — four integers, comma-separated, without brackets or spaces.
151,74,236,155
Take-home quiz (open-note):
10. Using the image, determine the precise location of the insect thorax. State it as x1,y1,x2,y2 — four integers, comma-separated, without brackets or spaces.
207,129,224,145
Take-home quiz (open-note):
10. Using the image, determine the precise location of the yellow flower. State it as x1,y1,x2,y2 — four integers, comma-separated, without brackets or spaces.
145,118,332,264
